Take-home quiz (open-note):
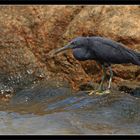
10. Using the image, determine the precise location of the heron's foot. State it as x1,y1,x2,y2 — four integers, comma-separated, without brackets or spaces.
86,89,111,96
96,89,111,95
104,89,111,94
86,90,95,95
94,90,106,95
86,89,104,95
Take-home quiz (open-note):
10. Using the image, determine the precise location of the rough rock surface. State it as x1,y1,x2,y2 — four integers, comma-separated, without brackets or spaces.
0,6,139,94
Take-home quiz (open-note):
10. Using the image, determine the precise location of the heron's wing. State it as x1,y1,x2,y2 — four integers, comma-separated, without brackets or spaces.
89,38,137,64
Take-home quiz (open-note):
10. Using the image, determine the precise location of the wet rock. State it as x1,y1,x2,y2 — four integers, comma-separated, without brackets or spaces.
130,88,140,98
79,82,95,91
0,85,140,134
9,80,72,106
118,85,133,94
118,83,140,98
10,87,72,106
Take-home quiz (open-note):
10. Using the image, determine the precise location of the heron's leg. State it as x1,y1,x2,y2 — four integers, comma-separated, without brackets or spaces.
98,64,106,91
102,66,113,94
88,64,106,95
108,66,113,90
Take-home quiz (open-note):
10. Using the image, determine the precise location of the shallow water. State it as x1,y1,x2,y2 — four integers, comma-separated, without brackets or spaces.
0,81,140,134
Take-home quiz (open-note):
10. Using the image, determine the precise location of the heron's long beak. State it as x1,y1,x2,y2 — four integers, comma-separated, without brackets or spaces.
47,44,72,58
53,45,71,55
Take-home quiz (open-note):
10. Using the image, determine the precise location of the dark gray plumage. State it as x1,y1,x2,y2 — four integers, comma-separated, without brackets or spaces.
51,36,140,94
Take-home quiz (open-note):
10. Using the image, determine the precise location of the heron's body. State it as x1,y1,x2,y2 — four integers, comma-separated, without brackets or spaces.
51,36,140,94
72,37,140,66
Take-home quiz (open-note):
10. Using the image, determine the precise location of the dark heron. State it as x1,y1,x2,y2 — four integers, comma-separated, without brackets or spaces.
50,36,140,95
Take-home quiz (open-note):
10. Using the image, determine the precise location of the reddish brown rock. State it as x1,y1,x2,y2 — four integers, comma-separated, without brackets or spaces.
0,6,139,92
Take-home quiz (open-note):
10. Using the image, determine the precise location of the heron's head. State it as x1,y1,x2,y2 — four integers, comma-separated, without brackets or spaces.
51,37,88,56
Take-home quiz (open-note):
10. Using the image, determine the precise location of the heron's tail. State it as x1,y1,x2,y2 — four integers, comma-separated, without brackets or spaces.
126,48,140,66
135,52,140,61
133,51,140,66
